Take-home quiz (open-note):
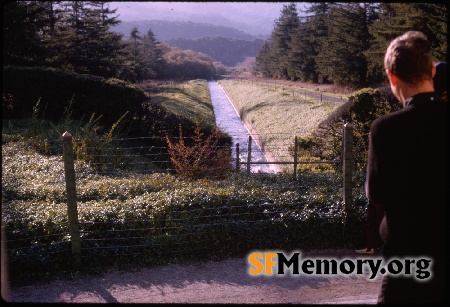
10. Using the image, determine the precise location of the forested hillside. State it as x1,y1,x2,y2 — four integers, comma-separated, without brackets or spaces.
112,20,260,41
164,37,264,67
112,20,264,67
3,2,447,87
255,3,448,87
2,1,223,82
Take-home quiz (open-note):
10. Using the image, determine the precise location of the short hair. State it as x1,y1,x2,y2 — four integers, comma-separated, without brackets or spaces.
384,31,433,84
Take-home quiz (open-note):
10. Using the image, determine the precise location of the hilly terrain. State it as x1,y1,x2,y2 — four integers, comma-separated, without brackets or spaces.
111,20,264,67
110,2,293,37
164,36,264,67
109,2,297,67
111,20,261,41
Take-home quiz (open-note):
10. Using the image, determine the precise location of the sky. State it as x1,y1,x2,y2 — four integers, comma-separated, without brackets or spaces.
109,2,299,35
109,2,293,21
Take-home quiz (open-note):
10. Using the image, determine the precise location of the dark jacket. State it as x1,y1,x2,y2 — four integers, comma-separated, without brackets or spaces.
365,92,447,303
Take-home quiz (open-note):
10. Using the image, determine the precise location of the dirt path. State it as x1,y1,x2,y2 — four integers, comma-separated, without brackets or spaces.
6,248,382,304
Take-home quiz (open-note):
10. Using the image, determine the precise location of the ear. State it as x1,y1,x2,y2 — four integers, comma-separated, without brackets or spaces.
386,69,399,86
432,62,437,78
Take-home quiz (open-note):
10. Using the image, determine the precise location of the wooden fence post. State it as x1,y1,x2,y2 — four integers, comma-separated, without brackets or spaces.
235,143,240,171
293,136,298,179
62,131,81,266
342,123,353,210
246,135,252,176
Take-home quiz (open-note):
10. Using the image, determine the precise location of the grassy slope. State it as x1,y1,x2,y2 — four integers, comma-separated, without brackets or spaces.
218,79,343,165
147,79,216,129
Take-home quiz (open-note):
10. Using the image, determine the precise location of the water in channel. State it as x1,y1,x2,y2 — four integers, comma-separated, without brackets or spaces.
207,80,275,173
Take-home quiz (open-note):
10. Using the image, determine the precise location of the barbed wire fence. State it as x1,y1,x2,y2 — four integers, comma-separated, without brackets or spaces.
232,77,348,103
3,123,354,269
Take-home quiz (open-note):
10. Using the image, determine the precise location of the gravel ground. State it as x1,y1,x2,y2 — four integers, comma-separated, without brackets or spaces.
6,248,382,304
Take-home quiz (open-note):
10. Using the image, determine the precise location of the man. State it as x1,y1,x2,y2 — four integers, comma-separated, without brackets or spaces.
365,31,447,303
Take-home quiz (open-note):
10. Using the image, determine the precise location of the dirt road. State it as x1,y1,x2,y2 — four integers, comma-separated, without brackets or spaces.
6,248,382,304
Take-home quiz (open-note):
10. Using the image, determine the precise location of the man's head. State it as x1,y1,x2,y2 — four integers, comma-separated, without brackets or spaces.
384,31,435,104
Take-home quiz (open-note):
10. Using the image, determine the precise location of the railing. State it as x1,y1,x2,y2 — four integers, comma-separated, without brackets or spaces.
237,135,340,177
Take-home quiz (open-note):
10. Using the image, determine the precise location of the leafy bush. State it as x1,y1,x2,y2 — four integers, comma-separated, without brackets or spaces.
298,87,401,172
166,123,233,180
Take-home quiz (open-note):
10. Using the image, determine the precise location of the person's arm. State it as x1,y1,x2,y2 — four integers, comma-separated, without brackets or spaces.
365,125,386,207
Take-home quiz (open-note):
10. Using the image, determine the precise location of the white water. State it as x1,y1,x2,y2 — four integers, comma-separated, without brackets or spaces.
207,80,275,173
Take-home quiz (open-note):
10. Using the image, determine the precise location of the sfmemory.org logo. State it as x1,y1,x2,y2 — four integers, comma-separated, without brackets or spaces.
247,251,433,281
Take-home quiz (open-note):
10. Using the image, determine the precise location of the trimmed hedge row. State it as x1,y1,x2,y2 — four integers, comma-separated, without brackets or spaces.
3,66,148,126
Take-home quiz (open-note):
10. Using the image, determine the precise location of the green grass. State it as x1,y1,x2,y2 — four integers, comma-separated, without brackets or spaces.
149,79,216,129
218,79,343,168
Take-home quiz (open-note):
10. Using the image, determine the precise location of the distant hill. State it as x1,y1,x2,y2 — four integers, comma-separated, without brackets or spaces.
164,36,264,67
110,2,294,37
111,20,263,41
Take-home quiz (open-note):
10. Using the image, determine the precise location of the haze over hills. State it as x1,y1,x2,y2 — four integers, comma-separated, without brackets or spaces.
110,2,296,37
109,2,305,67
111,20,261,41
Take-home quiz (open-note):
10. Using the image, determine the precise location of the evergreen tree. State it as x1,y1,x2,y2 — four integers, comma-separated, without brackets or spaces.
31,1,124,77
404,3,447,62
3,1,47,66
366,3,447,84
254,40,273,77
289,15,318,82
270,3,300,79
121,26,166,81
303,2,331,83
143,28,166,78
315,3,373,87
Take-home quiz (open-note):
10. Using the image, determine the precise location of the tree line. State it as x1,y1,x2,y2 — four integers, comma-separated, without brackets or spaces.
3,1,221,82
254,3,447,87
164,36,264,67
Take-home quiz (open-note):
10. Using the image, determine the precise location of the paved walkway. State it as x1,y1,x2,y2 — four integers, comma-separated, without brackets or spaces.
7,248,382,304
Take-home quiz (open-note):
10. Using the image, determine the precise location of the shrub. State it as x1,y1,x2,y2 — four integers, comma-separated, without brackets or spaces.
166,123,233,180
299,87,401,172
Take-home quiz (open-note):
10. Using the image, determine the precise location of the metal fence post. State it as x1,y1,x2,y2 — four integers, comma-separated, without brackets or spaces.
246,135,252,176
62,131,81,266
343,123,353,210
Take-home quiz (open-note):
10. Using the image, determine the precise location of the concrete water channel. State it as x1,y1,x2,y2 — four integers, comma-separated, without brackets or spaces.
207,80,275,173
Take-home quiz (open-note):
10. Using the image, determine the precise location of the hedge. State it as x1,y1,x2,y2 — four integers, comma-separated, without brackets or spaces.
3,65,148,126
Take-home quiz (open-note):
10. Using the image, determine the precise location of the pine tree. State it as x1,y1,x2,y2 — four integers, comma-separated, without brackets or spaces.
143,28,166,78
365,3,447,84
289,14,318,82
315,3,373,87
303,2,331,83
41,1,124,77
254,40,273,77
3,1,47,66
121,26,166,81
270,3,300,79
